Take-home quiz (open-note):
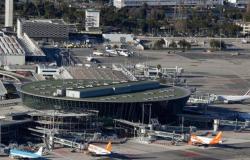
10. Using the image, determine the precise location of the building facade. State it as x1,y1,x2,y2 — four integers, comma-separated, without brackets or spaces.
113,0,224,8
17,19,70,41
85,9,100,31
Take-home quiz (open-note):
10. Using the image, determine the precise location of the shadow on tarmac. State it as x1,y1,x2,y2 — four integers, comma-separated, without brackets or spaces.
97,152,156,160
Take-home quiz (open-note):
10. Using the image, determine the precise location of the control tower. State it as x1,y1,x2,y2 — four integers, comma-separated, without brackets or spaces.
5,0,13,27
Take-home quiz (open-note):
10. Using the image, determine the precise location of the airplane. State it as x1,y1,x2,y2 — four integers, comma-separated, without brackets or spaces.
217,89,250,104
106,49,117,55
9,146,43,159
88,141,112,156
241,39,249,44
118,51,129,57
116,49,129,57
93,51,104,56
189,131,222,146
86,56,93,62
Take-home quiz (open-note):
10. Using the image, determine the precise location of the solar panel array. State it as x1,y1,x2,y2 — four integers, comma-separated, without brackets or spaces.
21,79,187,103
66,67,129,81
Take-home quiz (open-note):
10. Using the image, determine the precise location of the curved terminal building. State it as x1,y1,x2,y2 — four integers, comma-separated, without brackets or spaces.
20,80,190,123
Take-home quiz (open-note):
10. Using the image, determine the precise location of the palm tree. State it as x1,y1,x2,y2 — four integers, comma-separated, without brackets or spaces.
156,64,162,78
32,0,41,17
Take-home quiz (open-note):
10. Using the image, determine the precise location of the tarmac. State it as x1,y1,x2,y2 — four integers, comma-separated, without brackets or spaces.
17,138,250,160
1,45,250,159
71,47,250,95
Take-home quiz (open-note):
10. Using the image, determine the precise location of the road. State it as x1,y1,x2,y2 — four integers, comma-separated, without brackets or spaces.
136,36,250,49
136,36,250,42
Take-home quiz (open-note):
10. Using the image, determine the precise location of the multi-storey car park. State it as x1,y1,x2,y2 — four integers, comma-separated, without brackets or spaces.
20,80,191,123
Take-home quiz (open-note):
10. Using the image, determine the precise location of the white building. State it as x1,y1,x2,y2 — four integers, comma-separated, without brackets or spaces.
36,64,61,77
228,0,248,4
113,0,223,8
66,90,81,98
0,32,25,66
103,34,134,43
85,9,100,31
228,0,249,8
5,0,13,27
236,22,250,35
35,65,72,79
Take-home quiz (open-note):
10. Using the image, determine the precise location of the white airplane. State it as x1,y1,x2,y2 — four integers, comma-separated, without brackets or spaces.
118,51,129,57
93,51,104,56
116,49,130,57
9,146,43,159
189,131,222,146
106,49,117,55
217,89,250,104
86,56,93,62
88,141,112,156
241,39,249,44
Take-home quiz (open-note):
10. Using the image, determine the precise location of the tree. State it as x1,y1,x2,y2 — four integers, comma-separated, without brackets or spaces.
244,3,250,22
178,39,191,52
153,39,165,50
44,1,57,18
169,41,177,49
174,20,187,34
156,64,161,70
32,0,41,17
223,23,242,37
113,44,119,49
22,1,37,17
156,64,162,78
210,39,226,50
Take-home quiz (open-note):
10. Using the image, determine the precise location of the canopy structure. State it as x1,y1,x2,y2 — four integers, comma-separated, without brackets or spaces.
0,80,7,97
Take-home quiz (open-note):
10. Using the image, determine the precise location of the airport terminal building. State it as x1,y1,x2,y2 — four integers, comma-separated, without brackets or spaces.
17,19,72,41
20,80,190,123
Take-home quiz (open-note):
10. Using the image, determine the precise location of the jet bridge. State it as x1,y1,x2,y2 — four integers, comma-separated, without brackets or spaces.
113,119,189,143
216,119,250,131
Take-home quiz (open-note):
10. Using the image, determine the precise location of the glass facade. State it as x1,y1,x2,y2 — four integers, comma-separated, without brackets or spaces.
21,92,189,123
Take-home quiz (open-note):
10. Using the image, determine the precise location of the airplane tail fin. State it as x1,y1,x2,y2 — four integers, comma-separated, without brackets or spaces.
244,89,250,96
105,141,112,152
209,131,222,145
35,147,43,156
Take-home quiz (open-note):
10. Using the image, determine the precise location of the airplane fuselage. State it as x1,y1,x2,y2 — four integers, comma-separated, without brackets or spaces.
191,136,222,145
217,95,250,103
10,149,40,159
88,144,111,156
9,147,43,159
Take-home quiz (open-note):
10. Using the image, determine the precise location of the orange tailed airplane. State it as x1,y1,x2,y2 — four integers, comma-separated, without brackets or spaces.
189,131,222,146
88,141,112,156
